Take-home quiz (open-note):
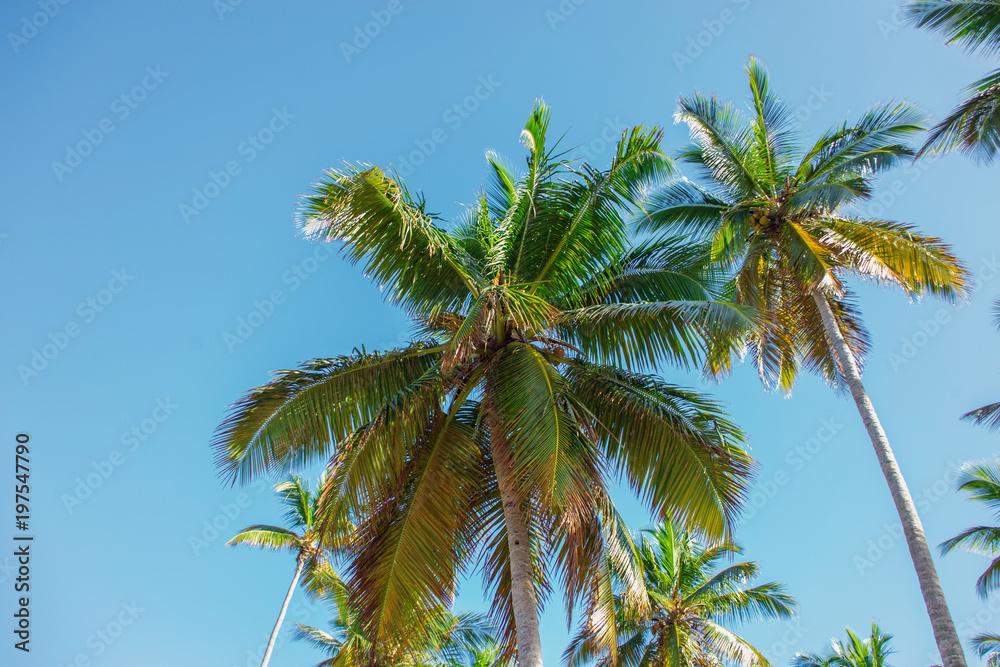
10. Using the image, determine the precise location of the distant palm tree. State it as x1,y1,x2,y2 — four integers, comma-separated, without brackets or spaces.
905,0,1000,162
941,458,1000,597
229,474,350,667
565,521,795,667
213,100,757,667
295,563,504,667
791,623,894,667
644,57,971,667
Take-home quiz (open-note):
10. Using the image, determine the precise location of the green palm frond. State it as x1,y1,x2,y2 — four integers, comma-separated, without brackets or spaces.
906,1,1000,55
299,164,482,316
213,343,443,485
227,524,302,551
563,362,752,540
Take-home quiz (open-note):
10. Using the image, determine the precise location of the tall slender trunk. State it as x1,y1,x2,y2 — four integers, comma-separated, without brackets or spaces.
259,552,306,667
812,289,966,667
491,450,544,667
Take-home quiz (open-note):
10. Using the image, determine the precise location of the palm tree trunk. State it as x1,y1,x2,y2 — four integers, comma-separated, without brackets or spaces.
259,552,306,667
812,289,966,667
492,456,545,667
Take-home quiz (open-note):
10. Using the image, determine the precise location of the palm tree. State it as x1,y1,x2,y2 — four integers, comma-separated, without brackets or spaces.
941,458,1000,597
565,521,794,667
229,474,350,667
213,100,757,667
791,623,894,667
905,0,1000,162
295,565,505,667
643,58,971,667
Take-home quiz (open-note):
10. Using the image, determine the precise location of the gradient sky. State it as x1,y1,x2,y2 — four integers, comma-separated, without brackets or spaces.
4,1,1000,666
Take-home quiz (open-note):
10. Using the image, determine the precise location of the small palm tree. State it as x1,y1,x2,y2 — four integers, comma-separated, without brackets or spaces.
295,563,504,667
791,623,894,667
644,57,971,667
941,458,1000,598
905,0,1000,162
229,474,349,667
564,521,795,667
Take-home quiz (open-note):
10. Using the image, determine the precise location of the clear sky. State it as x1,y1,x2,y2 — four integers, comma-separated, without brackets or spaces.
3,1,1000,666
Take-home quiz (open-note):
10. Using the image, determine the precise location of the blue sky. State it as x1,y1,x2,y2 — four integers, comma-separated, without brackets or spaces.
3,1,1000,665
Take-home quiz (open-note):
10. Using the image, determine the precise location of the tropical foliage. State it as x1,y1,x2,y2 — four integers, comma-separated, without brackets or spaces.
295,564,506,667
906,0,1000,162
941,458,1000,598
213,101,757,666
565,521,794,667
642,56,970,667
228,474,351,667
791,623,895,667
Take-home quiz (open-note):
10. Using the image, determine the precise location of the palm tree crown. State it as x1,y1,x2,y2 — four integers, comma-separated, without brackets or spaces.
565,521,795,667
643,56,968,390
213,100,756,666
643,57,970,667
791,623,894,667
